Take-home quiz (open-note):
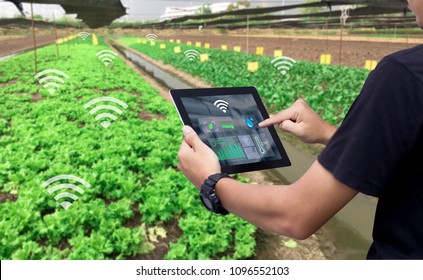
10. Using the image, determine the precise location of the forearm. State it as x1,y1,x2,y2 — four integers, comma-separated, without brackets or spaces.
214,161,357,239
215,178,303,238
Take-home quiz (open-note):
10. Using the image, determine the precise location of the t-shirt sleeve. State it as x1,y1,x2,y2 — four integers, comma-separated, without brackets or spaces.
318,56,423,197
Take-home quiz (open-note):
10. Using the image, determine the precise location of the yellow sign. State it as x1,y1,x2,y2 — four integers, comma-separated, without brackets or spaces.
256,47,264,55
320,54,331,64
195,42,202,47
187,41,192,46
274,50,283,57
160,44,166,49
92,34,98,46
176,39,181,44
204,43,210,49
221,45,227,50
248,62,259,72
200,54,209,62
174,46,181,54
234,46,241,52
364,60,378,70
169,39,174,42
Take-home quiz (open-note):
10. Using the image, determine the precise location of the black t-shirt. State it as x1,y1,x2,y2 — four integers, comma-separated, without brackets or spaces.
318,44,423,259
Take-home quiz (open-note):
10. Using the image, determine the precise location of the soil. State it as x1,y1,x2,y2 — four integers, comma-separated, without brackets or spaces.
0,35,58,57
164,34,420,68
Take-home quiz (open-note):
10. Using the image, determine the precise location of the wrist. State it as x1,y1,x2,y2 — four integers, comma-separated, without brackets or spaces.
321,124,338,145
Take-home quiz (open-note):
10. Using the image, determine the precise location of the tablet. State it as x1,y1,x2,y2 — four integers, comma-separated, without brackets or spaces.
170,86,291,174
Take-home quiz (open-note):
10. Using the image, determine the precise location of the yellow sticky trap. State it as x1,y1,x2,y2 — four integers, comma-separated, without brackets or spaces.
195,42,201,47
248,62,259,72
234,46,241,52
187,41,192,46
169,39,174,42
92,34,98,45
174,46,181,54
256,47,264,55
200,54,209,62
364,60,378,70
176,39,181,44
150,41,156,46
56,39,63,44
204,43,210,49
274,50,283,57
221,45,227,50
160,44,166,49
320,54,331,64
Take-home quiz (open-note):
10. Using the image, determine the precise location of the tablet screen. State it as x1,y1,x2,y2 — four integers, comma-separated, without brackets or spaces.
181,93,282,164
172,87,290,173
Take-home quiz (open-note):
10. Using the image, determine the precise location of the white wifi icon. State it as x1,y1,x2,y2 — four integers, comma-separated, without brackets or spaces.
77,31,90,40
214,99,229,113
184,49,199,61
34,69,69,94
271,56,296,75
84,96,128,129
42,174,90,210
96,50,118,66
145,33,157,41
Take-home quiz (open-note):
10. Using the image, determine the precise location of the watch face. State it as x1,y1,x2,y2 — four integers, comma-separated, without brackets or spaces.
200,195,213,210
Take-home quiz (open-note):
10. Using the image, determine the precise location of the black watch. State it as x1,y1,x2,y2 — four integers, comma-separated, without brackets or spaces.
200,173,230,215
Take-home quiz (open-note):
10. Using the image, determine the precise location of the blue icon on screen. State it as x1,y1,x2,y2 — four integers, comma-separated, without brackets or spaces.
242,116,254,128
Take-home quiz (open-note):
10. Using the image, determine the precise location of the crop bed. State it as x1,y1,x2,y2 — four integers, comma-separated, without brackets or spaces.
0,37,255,260
119,37,370,126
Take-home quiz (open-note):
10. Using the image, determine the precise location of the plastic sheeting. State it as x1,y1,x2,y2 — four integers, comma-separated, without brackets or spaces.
20,0,126,28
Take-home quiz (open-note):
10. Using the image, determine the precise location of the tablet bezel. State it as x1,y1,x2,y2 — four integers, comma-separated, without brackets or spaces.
170,86,291,174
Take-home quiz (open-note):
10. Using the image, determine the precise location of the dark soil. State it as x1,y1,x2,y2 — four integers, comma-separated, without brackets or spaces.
170,34,419,68
0,35,58,57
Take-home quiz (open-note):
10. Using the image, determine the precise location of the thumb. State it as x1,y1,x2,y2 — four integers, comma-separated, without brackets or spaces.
182,126,203,150
279,120,302,135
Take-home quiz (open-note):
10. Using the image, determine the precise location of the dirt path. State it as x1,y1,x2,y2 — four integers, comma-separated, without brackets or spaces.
0,35,58,57
162,34,420,68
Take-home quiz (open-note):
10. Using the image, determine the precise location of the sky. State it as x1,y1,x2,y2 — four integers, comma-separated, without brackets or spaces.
0,0,304,21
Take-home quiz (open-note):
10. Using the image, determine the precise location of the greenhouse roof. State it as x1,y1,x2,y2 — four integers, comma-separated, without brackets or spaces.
19,0,126,28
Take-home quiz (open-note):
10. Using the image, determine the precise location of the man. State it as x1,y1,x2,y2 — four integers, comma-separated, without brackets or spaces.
177,0,423,259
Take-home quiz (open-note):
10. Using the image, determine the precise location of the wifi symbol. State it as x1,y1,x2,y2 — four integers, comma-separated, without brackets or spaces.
96,50,118,66
184,49,199,61
84,96,128,129
42,174,90,210
77,31,90,40
214,99,229,113
145,33,157,41
271,56,296,75
34,69,69,94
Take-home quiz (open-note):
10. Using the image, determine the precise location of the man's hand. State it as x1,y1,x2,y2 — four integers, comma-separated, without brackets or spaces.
259,99,338,145
178,126,221,189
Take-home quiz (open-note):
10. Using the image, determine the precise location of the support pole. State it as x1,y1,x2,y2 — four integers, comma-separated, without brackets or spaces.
246,15,249,54
52,12,60,58
30,3,38,74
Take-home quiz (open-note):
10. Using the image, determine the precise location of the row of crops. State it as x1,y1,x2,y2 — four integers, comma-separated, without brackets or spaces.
118,37,370,126
0,37,256,259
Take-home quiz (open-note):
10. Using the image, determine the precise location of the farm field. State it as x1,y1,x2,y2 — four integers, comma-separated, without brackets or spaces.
0,32,380,260
0,37,257,260
118,37,370,126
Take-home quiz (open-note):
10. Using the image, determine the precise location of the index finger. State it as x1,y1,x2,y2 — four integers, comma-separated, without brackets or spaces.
259,107,297,128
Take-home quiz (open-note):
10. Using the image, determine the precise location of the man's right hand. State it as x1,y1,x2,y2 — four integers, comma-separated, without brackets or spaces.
259,99,338,145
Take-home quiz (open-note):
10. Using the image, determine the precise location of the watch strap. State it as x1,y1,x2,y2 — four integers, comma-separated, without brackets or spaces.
200,173,230,215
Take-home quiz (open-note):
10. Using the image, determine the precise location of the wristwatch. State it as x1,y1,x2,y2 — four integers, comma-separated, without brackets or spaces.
200,173,230,215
